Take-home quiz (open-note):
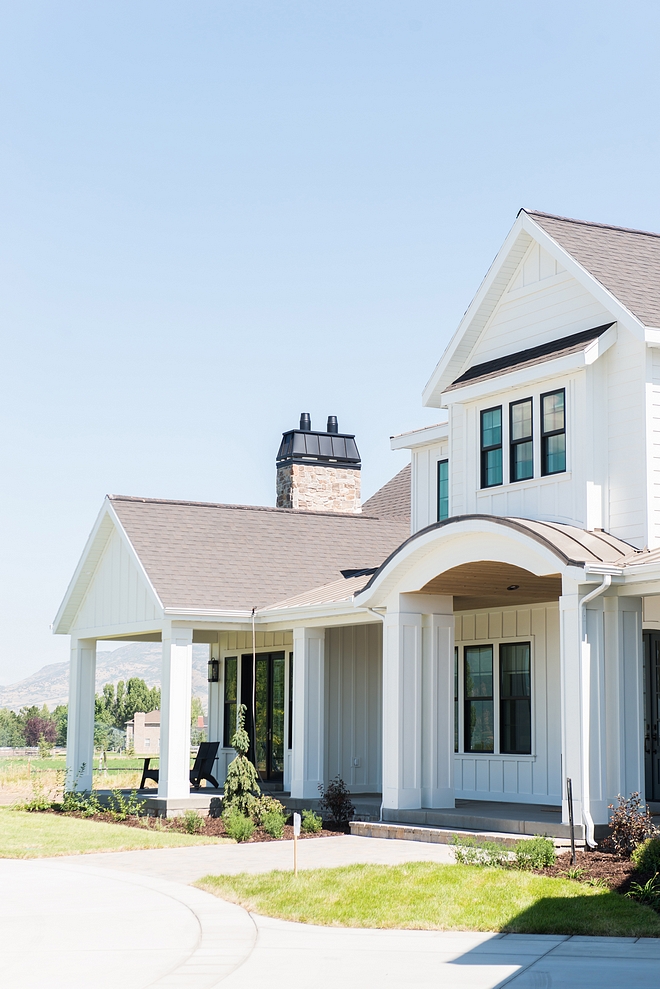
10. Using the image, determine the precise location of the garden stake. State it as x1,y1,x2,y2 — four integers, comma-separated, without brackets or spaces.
567,777,576,866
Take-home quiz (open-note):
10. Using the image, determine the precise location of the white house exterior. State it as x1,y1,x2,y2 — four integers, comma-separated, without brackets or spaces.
55,209,660,842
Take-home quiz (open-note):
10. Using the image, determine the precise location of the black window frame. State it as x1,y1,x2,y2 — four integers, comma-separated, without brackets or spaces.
454,645,459,753
223,655,238,748
480,406,503,488
541,388,566,476
287,651,293,750
464,644,495,753
437,459,449,521
509,397,534,483
499,642,532,755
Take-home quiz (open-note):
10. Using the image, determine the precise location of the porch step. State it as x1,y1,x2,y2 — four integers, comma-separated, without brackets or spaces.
351,820,585,849
380,801,587,841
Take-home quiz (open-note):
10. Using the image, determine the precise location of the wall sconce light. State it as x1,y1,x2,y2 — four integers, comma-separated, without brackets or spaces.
207,658,220,683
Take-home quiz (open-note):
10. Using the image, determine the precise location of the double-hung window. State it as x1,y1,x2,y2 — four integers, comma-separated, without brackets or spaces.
223,656,238,747
464,645,494,752
480,407,502,488
499,643,531,754
541,389,566,475
437,459,449,520
509,398,533,482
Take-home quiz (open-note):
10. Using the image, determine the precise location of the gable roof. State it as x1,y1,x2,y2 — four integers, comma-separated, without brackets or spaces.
108,495,409,613
423,208,659,406
362,464,411,520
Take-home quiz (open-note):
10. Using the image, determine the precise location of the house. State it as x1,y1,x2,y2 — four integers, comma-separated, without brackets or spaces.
55,209,660,840
125,710,160,755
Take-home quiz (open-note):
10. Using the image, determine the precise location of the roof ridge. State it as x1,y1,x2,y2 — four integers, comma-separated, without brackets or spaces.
108,494,402,522
523,208,660,241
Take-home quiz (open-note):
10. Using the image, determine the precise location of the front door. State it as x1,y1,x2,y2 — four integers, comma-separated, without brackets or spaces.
643,632,660,802
241,652,285,781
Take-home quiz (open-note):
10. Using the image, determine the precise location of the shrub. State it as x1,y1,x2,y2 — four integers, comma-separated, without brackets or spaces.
632,836,660,873
626,873,660,908
261,810,286,839
253,794,285,824
224,807,254,842
182,809,205,834
515,835,556,870
606,793,656,856
223,705,260,817
302,809,323,834
318,775,355,823
450,835,511,867
107,788,145,821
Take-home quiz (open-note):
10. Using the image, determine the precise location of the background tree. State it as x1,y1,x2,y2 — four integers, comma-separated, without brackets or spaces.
25,716,57,747
0,708,25,746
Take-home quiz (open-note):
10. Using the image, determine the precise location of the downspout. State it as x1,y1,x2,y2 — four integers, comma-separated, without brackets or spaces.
366,607,386,823
579,574,611,849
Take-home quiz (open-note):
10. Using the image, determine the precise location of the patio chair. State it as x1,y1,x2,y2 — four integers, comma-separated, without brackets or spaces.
138,741,221,790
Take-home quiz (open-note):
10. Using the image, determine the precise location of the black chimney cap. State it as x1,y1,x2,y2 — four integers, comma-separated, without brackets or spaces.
277,416,360,469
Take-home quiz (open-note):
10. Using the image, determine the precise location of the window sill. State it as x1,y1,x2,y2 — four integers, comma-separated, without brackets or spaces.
455,752,536,760
477,471,571,495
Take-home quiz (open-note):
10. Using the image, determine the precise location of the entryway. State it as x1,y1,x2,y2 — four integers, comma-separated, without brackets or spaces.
644,632,660,802
241,652,285,782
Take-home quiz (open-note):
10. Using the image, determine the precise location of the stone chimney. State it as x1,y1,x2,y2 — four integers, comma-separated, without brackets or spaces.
276,413,361,513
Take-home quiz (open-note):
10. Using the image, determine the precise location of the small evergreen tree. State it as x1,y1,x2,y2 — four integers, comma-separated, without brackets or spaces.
223,704,259,817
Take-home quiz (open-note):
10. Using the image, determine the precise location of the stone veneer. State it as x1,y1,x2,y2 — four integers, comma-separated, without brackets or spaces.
276,463,361,513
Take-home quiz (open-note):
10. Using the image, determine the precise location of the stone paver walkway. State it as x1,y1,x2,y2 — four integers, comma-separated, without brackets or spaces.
2,836,660,987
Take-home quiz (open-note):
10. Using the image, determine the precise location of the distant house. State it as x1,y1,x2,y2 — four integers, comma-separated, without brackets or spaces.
55,209,660,842
125,710,160,754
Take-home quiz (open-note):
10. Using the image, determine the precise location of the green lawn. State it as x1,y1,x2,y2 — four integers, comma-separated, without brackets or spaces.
197,862,660,937
0,808,230,858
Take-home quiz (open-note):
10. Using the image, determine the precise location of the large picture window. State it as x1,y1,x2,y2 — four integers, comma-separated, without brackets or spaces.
541,389,566,475
499,642,531,754
480,407,502,488
223,656,238,748
510,398,533,482
464,645,494,752
437,459,449,521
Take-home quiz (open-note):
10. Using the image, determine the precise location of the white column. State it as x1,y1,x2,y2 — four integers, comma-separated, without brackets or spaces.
66,637,97,792
290,627,325,800
382,607,422,810
421,607,455,808
159,625,193,799
560,592,584,825
604,595,644,806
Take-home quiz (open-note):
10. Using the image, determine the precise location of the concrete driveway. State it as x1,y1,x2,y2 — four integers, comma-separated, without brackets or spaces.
2,836,660,988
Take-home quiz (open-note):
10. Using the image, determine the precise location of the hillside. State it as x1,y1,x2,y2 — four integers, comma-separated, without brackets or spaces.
0,642,211,712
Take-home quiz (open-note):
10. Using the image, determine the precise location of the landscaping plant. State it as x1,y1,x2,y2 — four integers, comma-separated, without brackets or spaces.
223,806,255,842
515,836,556,870
182,809,205,834
626,874,660,909
450,835,512,867
223,704,260,817
107,788,145,821
252,793,285,824
605,792,656,856
302,809,323,833
631,836,660,874
318,775,354,823
261,810,286,839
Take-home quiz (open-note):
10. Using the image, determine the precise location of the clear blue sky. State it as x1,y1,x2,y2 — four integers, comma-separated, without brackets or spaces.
2,0,660,681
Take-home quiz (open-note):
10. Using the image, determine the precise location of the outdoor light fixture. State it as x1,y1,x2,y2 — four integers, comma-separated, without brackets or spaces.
207,658,220,683
507,584,520,591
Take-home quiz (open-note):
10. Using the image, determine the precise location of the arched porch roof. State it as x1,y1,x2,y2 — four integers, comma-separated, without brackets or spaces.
354,515,634,610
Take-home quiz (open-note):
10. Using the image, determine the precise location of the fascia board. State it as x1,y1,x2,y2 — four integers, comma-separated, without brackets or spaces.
520,213,646,340
53,503,115,634
422,215,532,407
440,351,589,405
645,328,660,346
390,422,449,450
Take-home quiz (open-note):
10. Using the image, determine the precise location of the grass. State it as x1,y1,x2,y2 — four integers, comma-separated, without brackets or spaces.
0,754,152,799
0,807,230,858
197,862,660,937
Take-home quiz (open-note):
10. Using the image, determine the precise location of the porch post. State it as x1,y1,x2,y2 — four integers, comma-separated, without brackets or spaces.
290,627,325,800
603,595,644,806
559,592,584,826
158,625,193,800
382,606,422,811
66,637,96,792
421,605,455,808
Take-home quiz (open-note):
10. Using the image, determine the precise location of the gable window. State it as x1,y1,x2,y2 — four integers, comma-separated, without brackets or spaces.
464,645,494,752
437,459,449,520
510,399,533,482
223,656,238,747
541,389,566,475
480,407,502,488
499,642,531,754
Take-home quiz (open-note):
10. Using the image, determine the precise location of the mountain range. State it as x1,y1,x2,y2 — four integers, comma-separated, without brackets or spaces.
0,642,211,712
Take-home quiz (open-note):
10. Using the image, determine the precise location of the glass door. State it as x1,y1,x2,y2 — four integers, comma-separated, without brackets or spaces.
241,652,285,781
644,632,660,802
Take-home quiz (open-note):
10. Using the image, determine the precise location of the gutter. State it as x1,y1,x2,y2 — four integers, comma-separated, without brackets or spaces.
579,574,612,849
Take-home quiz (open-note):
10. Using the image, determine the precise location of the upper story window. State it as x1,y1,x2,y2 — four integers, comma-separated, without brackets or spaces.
541,389,566,475
480,406,502,488
509,398,533,482
437,459,449,520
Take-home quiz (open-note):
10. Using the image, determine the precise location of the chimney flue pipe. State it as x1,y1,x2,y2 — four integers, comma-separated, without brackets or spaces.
327,416,338,433
299,412,311,432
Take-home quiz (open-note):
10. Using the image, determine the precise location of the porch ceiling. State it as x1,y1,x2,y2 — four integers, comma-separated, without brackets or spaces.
420,562,562,610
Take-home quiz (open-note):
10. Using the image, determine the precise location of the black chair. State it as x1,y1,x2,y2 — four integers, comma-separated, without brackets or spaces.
139,741,221,790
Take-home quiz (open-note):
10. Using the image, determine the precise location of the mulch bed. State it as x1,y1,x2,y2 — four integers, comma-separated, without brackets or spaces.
539,849,653,896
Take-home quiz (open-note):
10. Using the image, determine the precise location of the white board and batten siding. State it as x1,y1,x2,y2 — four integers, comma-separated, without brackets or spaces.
647,348,660,549
411,440,449,532
72,526,161,635
606,328,647,546
454,602,561,806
